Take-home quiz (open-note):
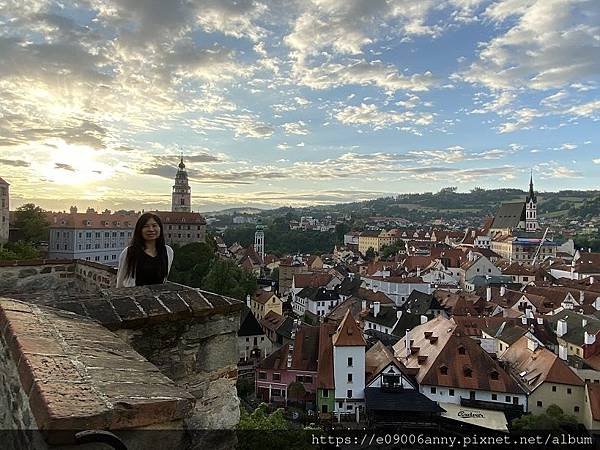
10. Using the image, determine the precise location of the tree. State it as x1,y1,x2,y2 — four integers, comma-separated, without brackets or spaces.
202,258,257,300
169,242,215,287
13,204,50,243
365,246,376,260
0,241,40,260
287,381,307,404
238,403,290,431
335,222,350,244
512,405,578,431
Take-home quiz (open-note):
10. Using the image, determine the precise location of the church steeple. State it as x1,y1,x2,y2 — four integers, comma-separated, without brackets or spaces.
172,154,191,212
525,171,538,232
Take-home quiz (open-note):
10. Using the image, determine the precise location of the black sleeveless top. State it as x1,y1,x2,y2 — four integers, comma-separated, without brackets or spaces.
135,251,164,286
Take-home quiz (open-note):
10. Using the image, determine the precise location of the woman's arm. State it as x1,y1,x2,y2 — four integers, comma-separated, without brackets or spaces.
115,247,129,288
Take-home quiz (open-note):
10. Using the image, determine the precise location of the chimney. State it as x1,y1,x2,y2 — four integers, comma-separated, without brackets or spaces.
571,267,575,280
527,337,539,352
70,205,77,214
580,291,585,303
537,317,543,325
246,294,251,308
416,267,421,277
584,331,596,345
500,286,506,297
486,286,492,302
558,344,568,361
374,302,380,318
361,300,367,311
590,276,595,285
556,318,568,337
582,318,588,328
420,315,428,324
521,316,527,325
405,329,411,358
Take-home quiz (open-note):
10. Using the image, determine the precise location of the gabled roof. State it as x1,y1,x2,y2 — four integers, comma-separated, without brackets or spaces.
0,177,9,185
353,287,394,305
253,289,279,305
239,305,265,336
316,323,336,389
587,383,600,421
402,290,443,315
336,276,362,296
500,336,584,393
491,201,525,230
333,310,366,347
293,272,333,289
393,316,523,394
502,262,535,276
365,341,415,386
364,305,399,328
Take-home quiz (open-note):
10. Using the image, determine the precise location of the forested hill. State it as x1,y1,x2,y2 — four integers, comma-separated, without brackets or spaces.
263,188,600,222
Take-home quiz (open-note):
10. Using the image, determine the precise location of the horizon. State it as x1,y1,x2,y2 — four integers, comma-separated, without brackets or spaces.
1,1,599,213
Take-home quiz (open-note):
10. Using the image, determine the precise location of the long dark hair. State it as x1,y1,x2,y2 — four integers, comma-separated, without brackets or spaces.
125,212,168,279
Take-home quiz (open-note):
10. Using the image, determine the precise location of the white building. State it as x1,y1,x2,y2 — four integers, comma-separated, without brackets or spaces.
333,311,366,415
361,275,431,307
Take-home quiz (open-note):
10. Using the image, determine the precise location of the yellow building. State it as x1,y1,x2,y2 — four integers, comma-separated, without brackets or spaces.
250,289,283,321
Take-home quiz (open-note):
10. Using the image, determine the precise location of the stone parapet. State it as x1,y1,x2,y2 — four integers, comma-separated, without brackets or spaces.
0,298,195,445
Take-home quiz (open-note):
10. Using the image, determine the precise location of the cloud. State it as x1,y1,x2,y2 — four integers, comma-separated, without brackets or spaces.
191,114,274,139
460,0,600,91
497,108,542,133
560,143,577,151
54,163,76,172
335,103,434,130
0,158,30,167
282,121,309,135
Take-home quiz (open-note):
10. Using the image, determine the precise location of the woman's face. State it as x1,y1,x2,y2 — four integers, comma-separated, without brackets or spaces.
141,217,161,241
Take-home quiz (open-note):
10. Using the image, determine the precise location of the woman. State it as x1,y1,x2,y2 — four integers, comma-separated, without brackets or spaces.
116,212,174,287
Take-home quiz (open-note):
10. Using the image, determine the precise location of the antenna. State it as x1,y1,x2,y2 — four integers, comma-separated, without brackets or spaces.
531,227,549,266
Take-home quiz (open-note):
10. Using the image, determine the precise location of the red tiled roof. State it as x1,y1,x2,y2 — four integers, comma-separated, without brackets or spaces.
316,323,336,389
332,310,366,347
253,289,279,305
588,383,600,421
48,212,138,229
293,272,333,288
153,211,206,224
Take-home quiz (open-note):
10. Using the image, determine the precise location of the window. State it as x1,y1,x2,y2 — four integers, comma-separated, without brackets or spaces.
296,375,304,383
347,373,353,383
552,386,557,392
347,389,352,398
574,406,580,413
346,404,353,410
513,397,519,405
490,371,499,380
273,373,280,381
338,401,343,408
449,389,454,396
458,346,466,355
440,366,448,375
505,396,511,402
258,372,266,380
322,389,328,398
304,376,313,384
537,401,543,407
469,391,475,400
492,394,497,400
567,388,572,394
430,387,436,394
464,368,472,378
348,357,353,367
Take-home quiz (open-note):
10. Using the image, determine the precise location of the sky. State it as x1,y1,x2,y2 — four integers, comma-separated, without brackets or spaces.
0,0,599,213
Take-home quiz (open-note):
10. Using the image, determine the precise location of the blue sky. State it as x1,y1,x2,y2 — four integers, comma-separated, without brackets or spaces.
0,0,598,212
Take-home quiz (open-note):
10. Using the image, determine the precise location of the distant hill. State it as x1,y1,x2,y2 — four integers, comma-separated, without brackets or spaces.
203,207,266,216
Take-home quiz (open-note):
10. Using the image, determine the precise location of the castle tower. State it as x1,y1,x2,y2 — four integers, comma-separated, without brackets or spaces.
254,221,265,260
0,177,9,245
525,172,538,232
172,156,191,212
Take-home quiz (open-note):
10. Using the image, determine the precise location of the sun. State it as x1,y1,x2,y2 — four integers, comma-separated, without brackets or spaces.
38,140,114,185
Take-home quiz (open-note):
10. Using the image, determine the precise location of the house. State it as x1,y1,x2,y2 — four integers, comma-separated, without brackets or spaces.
278,256,309,294
501,262,536,285
392,316,527,422
480,321,528,356
363,303,402,336
256,323,320,406
500,335,586,421
550,252,600,281
361,275,431,307
364,342,443,426
250,289,283,321
293,287,341,319
402,290,447,319
316,322,337,415
238,305,272,363
290,272,337,306
260,311,294,348
457,254,501,288
333,311,367,415
546,310,600,361
583,383,600,432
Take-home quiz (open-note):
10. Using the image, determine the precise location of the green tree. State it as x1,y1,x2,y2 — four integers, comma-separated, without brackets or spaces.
202,258,257,300
365,246,376,260
335,222,350,244
13,204,50,243
287,381,306,404
512,405,578,431
169,242,215,287
238,403,289,431
0,241,40,260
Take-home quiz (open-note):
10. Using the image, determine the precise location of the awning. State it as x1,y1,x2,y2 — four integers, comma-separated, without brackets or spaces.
439,402,508,432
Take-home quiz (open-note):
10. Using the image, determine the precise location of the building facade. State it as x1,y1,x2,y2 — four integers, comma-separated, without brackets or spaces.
155,211,206,247
47,212,136,265
0,177,8,245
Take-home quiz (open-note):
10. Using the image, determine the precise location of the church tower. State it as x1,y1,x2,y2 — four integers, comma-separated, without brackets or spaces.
525,172,538,232
172,156,191,212
254,220,265,260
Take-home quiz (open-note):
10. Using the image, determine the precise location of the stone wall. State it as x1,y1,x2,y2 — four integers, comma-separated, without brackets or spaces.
0,259,116,294
115,311,241,429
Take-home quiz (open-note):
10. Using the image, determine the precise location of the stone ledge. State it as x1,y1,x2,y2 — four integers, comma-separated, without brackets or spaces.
0,297,196,442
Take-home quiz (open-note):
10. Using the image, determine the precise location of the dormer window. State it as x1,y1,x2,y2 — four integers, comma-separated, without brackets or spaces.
464,367,473,378
490,370,499,380
440,365,448,375
458,346,466,355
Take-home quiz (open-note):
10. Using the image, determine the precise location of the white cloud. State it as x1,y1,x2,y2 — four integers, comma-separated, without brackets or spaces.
560,143,577,150
335,103,434,130
282,121,309,135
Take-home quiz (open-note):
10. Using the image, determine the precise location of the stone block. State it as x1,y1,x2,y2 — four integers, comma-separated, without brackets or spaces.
40,267,52,274
195,333,238,373
18,268,38,278
53,266,66,272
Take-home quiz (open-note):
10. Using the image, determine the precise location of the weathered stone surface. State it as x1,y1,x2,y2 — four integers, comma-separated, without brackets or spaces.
40,267,52,274
0,297,196,442
187,378,240,429
18,268,38,278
